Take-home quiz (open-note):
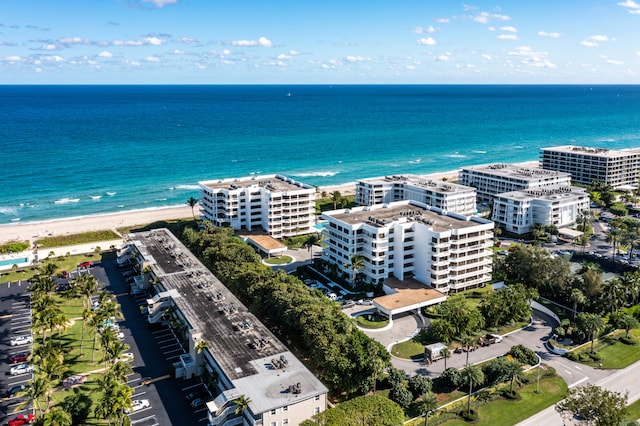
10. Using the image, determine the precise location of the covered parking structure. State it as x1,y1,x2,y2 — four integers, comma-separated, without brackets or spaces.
558,228,583,243
373,277,447,322
240,234,287,258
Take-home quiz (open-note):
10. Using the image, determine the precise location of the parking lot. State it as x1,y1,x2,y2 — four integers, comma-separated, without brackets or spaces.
0,253,208,425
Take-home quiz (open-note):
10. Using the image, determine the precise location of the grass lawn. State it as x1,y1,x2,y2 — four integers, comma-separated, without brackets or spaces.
576,330,640,369
355,313,389,330
0,254,99,284
264,256,293,265
36,230,121,248
626,397,640,421
434,373,568,426
391,340,423,359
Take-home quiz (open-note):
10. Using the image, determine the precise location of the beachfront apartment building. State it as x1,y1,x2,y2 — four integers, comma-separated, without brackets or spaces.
321,201,494,293
199,174,316,239
540,145,640,189
491,186,590,235
355,175,477,216
121,229,328,426
459,163,572,203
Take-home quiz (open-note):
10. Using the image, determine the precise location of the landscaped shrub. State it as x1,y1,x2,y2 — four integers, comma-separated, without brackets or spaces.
389,384,413,409
508,344,538,366
459,408,479,422
587,351,601,361
565,351,579,361
407,375,432,398
619,336,637,345
438,368,463,392
502,389,520,400
386,367,406,388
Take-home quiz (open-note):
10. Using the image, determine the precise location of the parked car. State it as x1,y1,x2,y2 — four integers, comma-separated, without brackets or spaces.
63,375,87,389
2,384,28,398
360,299,374,305
10,335,33,346
342,301,355,309
7,413,35,426
185,389,206,402
9,352,30,364
191,398,206,408
10,364,35,376
78,261,92,269
125,399,150,414
59,270,69,279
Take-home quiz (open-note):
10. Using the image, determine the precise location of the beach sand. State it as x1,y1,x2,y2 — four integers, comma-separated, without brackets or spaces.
0,162,538,245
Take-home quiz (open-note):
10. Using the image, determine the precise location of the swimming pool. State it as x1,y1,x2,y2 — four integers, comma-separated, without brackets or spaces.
314,221,328,231
0,257,28,267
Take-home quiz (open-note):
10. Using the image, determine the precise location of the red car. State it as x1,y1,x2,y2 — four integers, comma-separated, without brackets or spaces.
78,261,92,269
8,413,35,426
59,270,69,278
9,352,30,364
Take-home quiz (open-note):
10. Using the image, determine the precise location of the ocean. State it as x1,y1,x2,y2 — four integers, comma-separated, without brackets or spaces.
1,84,640,226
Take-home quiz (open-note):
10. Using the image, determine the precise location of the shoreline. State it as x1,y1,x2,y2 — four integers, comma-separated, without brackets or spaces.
0,162,538,245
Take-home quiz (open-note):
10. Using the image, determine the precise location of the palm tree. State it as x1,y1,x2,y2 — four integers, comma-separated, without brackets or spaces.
234,394,252,416
618,314,639,338
21,376,49,417
504,360,525,393
40,261,58,277
80,308,94,356
344,254,366,286
602,278,626,313
580,312,604,353
42,407,73,426
108,360,133,382
606,227,623,263
461,335,476,366
187,196,199,220
570,288,586,319
442,346,451,371
330,191,342,209
304,234,320,258
462,365,484,415
422,392,439,426
195,339,210,354
370,356,386,394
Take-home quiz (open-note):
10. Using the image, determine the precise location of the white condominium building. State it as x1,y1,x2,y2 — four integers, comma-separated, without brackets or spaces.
540,145,640,188
492,186,590,235
199,175,316,239
321,201,494,293
459,163,571,202
122,229,328,426
355,175,477,216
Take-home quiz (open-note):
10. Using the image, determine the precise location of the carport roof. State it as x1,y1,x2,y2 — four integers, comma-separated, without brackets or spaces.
374,277,447,314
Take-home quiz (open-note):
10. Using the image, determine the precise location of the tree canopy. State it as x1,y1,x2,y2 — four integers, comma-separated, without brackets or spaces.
301,395,404,426
556,384,628,426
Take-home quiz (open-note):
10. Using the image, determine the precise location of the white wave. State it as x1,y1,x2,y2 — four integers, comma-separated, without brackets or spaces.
409,159,422,164
156,198,167,201
473,150,487,154
54,198,80,204
90,195,102,201
0,206,19,215
11,218,20,222
513,145,524,149
106,192,117,196
118,205,125,208
445,154,467,159
293,171,339,178
174,184,200,190
599,138,615,142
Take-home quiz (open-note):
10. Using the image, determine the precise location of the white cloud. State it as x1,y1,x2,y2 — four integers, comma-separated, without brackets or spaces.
59,36,91,45
607,59,624,65
436,53,452,62
145,56,160,62
581,40,599,47
436,18,450,23
141,0,178,7
42,55,64,62
497,34,519,40
2,55,22,62
508,46,556,68
277,53,292,60
590,35,609,42
113,36,165,47
414,25,436,34
406,64,415,70
177,37,199,45
98,51,113,58
500,26,517,32
538,31,561,38
171,49,185,55
345,55,371,62
618,0,640,12
42,44,59,50
473,11,510,24
230,36,272,47
417,37,437,46
481,53,492,60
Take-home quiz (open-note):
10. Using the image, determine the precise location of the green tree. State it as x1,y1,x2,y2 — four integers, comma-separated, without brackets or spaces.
614,313,639,338
461,335,477,367
422,392,439,426
344,254,366,286
187,196,199,220
61,390,93,425
389,384,413,409
556,384,628,426
330,190,342,209
387,367,406,388
234,394,252,415
578,312,605,353
41,407,72,426
462,365,484,415
408,375,432,398
301,394,403,426
606,227,623,263
570,288,586,319
504,360,525,393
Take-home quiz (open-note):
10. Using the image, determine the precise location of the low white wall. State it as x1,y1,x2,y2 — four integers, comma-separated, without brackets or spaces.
530,299,561,325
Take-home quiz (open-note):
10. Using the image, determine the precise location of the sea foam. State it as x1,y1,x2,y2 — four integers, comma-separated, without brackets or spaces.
54,198,80,204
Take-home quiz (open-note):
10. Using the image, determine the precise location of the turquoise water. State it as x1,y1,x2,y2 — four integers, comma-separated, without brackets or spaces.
1,85,640,225
0,257,28,267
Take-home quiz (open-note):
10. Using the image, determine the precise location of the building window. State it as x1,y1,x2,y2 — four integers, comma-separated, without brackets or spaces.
270,422,277,426
314,407,321,414
283,420,289,425
271,409,277,415
315,395,320,401
282,405,289,412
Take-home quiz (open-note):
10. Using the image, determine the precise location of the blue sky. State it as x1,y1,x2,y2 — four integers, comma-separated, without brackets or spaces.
1,0,639,84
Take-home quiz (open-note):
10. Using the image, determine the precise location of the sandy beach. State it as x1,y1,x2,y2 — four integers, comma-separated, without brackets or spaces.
0,163,538,245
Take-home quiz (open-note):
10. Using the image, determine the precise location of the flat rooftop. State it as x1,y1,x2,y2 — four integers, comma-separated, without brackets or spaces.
375,277,446,311
496,185,587,201
359,175,475,194
199,174,313,192
128,229,327,410
541,145,640,158
460,163,570,181
325,201,487,232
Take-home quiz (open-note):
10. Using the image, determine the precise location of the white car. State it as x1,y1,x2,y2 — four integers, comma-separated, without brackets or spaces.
10,335,33,346
10,364,34,376
125,399,150,414
116,332,125,340
117,352,134,363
